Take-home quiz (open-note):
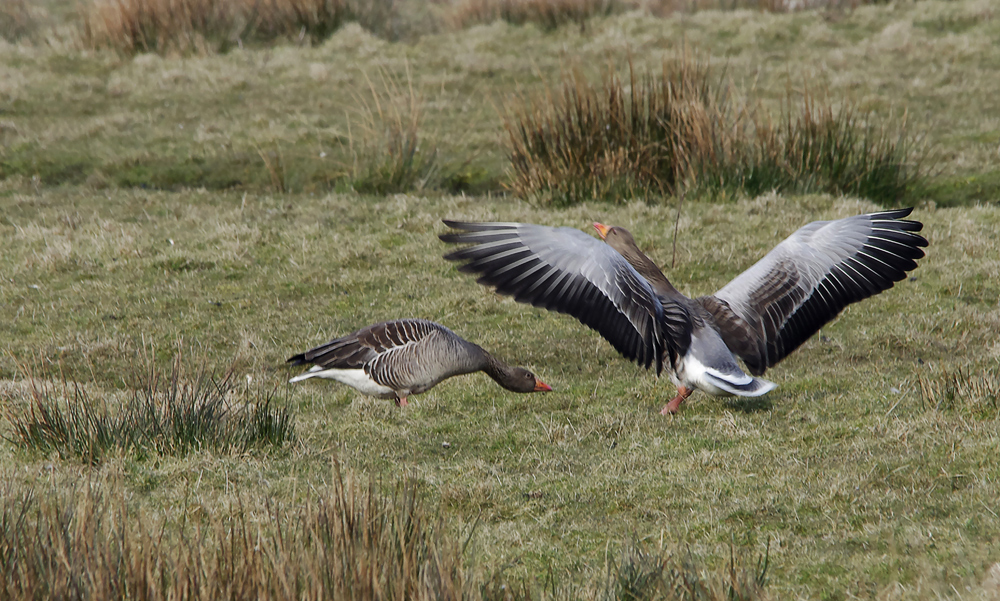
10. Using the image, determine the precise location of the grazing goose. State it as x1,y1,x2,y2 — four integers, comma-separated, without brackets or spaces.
287,319,551,406
440,209,927,414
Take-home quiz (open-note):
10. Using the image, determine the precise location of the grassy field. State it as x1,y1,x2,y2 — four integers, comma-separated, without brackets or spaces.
2,0,1000,598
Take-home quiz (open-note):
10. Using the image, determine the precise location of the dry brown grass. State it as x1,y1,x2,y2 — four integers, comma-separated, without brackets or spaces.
0,463,770,600
0,464,470,601
78,0,403,54
73,0,918,54
346,65,439,195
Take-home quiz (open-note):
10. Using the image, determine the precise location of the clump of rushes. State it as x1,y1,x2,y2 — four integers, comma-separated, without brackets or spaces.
503,54,921,206
448,0,633,32
347,65,439,195
80,0,361,55
713,91,921,203
4,353,294,463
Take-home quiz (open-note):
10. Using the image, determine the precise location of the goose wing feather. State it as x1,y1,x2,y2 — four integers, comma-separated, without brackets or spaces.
286,319,445,370
701,208,927,375
440,221,673,374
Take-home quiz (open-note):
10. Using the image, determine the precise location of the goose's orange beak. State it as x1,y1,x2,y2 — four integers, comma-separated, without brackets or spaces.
593,222,610,239
534,380,553,392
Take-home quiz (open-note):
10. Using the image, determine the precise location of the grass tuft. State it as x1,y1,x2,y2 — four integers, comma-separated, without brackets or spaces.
346,65,439,195
4,351,295,463
918,364,1000,421
502,54,721,205
0,465,465,600
503,56,921,205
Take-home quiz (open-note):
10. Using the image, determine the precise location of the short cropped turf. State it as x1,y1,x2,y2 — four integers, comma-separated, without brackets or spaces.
2,1,1000,598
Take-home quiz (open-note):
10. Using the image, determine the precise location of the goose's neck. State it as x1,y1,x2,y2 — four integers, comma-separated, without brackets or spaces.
479,351,520,390
622,247,682,298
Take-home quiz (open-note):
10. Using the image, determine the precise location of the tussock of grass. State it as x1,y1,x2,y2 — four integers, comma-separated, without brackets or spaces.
4,351,294,463
918,364,1000,421
0,466,770,600
503,56,920,205
346,66,439,195
502,55,722,205
79,0,404,55
608,544,770,601
449,0,632,31
708,92,921,203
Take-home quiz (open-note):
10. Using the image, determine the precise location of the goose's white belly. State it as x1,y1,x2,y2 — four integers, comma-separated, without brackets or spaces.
290,367,397,399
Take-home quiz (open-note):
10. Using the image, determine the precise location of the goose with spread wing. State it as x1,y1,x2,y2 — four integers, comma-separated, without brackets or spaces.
288,319,551,406
440,209,927,414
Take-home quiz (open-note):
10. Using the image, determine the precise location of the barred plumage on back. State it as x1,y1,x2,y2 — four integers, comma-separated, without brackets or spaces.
440,209,927,415
287,319,551,407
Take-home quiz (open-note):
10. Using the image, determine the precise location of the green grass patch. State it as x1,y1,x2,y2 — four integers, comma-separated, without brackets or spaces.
1,186,999,597
2,2,1000,596
918,171,1000,208
0,148,101,187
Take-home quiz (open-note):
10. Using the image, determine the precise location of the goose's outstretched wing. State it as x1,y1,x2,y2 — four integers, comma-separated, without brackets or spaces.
699,208,927,375
440,221,685,374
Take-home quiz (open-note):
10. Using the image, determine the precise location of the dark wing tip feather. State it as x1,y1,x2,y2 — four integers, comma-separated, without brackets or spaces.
439,233,465,244
872,207,914,219
286,353,307,365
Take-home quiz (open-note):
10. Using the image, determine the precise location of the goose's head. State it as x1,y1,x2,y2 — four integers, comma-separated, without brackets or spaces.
504,367,553,393
593,222,639,253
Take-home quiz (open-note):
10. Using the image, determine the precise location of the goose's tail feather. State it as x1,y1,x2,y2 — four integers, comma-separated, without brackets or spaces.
704,370,776,397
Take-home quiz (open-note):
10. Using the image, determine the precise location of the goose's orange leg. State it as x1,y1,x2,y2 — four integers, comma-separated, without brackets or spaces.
396,396,409,408
661,386,692,415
